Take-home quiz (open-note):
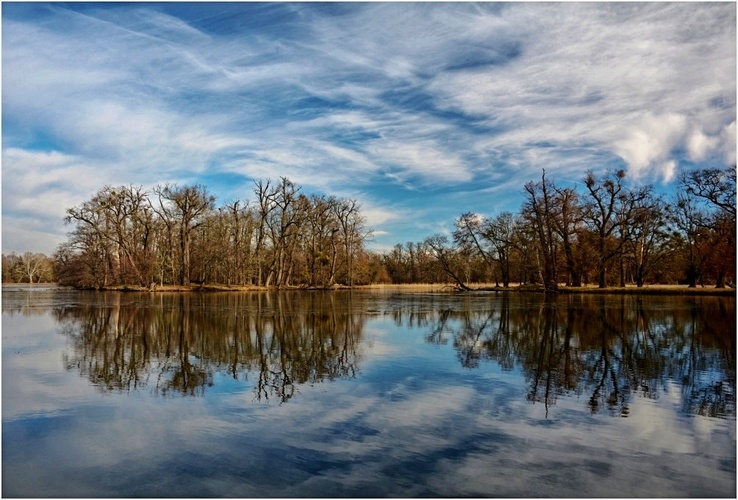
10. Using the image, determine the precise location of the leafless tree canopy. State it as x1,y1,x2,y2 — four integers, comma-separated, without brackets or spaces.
6,167,734,290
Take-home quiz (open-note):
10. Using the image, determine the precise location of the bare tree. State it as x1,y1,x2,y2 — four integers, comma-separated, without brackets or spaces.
671,192,708,287
680,166,736,218
222,200,256,285
262,177,301,287
252,179,277,286
153,184,215,286
551,187,584,287
624,193,671,287
424,234,470,290
20,252,50,283
332,198,368,287
581,170,633,288
678,166,736,288
453,212,495,281
303,194,341,287
483,211,519,287
65,185,152,285
523,170,559,292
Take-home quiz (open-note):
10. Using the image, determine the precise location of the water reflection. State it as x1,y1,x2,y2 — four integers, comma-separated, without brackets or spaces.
415,294,735,418
12,290,734,418
51,292,365,403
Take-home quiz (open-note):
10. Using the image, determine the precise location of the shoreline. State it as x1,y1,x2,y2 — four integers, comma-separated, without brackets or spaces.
4,282,735,296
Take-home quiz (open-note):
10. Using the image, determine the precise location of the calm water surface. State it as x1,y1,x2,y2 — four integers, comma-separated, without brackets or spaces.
2,286,735,497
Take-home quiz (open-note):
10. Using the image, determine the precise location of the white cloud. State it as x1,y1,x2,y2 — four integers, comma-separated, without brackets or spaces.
661,160,678,184
721,121,737,165
368,140,472,184
687,129,720,162
3,150,98,201
2,3,735,254
614,113,688,180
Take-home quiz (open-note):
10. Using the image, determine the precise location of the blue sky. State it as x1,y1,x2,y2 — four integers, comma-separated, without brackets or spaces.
2,2,735,255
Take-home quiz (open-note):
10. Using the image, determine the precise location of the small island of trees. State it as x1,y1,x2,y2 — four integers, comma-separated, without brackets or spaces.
2,166,735,292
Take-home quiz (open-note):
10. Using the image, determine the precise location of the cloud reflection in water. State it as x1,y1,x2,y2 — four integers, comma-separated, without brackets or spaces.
2,289,735,497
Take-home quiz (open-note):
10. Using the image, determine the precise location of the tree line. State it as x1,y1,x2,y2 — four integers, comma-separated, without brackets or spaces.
383,166,736,291
2,166,735,290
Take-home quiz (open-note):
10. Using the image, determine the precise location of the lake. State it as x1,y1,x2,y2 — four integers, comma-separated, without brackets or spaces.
2,286,735,497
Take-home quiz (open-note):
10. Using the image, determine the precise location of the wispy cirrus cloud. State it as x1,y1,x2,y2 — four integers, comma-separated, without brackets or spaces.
430,3,735,182
3,2,735,254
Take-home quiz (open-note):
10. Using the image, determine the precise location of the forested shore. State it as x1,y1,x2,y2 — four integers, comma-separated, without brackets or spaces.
3,167,735,293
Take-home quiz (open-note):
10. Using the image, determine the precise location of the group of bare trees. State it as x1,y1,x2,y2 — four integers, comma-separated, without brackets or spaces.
4,167,734,290
2,252,55,283
384,166,735,291
53,177,375,289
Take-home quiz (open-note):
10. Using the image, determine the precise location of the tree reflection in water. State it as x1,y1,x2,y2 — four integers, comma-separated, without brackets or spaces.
417,293,735,418
55,292,364,403
51,291,734,417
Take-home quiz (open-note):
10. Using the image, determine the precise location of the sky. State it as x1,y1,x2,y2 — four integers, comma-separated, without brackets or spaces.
2,2,736,255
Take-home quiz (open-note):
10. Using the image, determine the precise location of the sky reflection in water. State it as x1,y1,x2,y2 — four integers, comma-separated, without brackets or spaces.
2,288,735,497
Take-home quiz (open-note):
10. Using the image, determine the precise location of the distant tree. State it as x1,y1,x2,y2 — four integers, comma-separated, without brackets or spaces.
353,250,392,285
454,211,521,287
382,244,406,283
382,240,443,284
20,252,49,283
252,179,278,286
55,177,375,289
221,200,257,285
0,252,53,283
510,219,540,285
2,253,22,282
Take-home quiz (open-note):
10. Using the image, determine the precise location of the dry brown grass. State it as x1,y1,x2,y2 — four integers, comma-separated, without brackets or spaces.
357,282,735,295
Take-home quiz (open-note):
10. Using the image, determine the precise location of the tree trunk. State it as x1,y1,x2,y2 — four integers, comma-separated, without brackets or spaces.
598,260,607,289
716,273,726,288
180,227,190,286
